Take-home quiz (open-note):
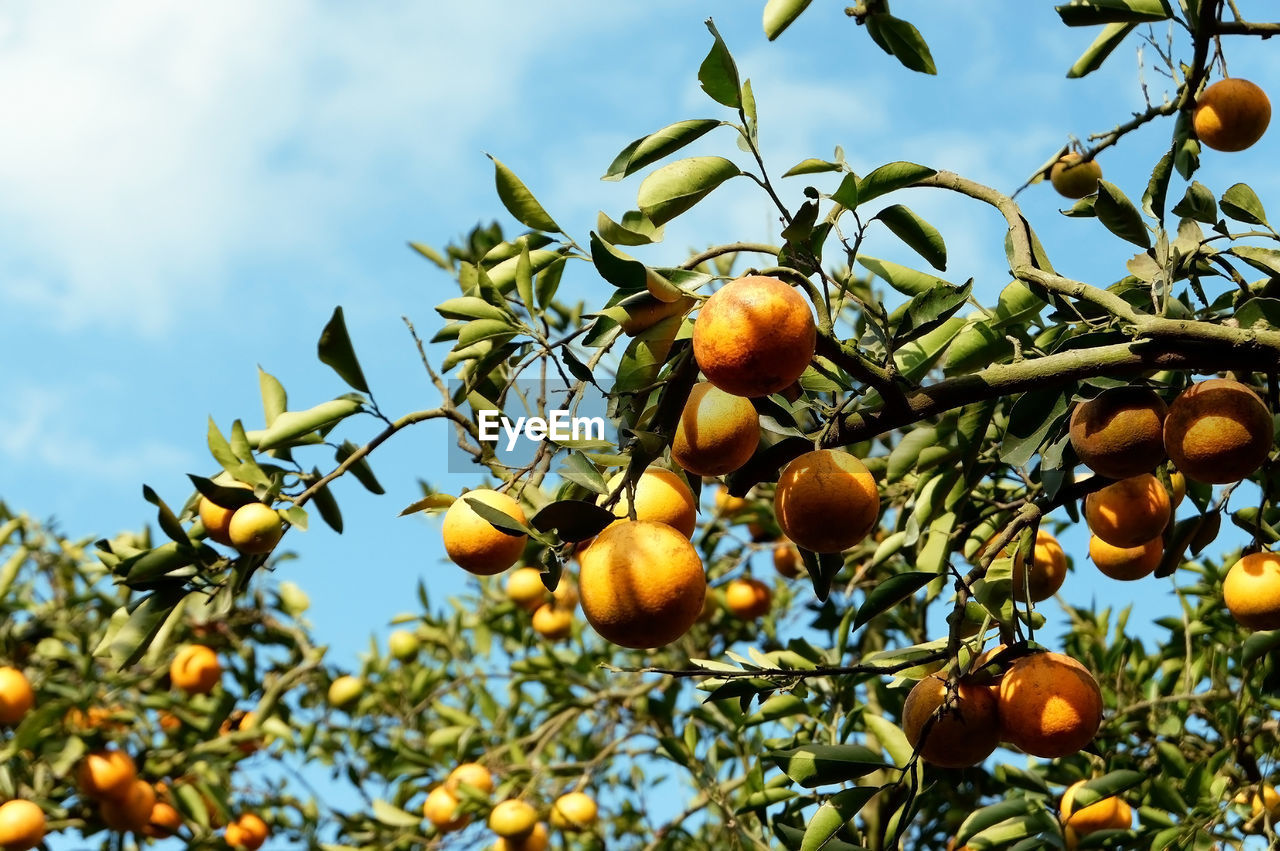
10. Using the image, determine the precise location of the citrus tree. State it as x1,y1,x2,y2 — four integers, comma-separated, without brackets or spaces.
8,1,1280,849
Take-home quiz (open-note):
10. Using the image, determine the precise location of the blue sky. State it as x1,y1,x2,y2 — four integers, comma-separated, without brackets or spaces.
1,0,1278,845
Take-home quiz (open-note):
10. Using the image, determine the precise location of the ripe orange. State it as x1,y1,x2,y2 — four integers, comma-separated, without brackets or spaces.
1084,474,1170,548
225,813,268,850
714,487,747,516
170,645,222,695
0,668,34,726
445,763,494,798
549,792,598,831
1193,78,1271,152
531,603,573,641
1163,379,1272,484
505,567,547,611
1049,153,1103,199
77,749,138,801
998,652,1103,758
227,503,284,554
495,821,549,851
605,468,697,538
490,799,539,839
1090,535,1162,581
774,449,879,553
1224,551,1280,630
672,382,760,476
1011,530,1068,603
724,577,772,620
0,800,44,851
219,711,261,755
1068,387,1167,479
901,673,1001,768
100,779,156,833
773,543,802,579
143,801,182,838
424,787,467,832
1245,785,1280,819
692,275,817,398
1061,779,1132,841
579,521,705,649
442,489,528,575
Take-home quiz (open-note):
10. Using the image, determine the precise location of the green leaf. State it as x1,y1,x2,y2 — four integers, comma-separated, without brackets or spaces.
1000,388,1070,467
1221,183,1268,226
258,368,287,428
1170,181,1217,224
800,788,878,851
435,296,510,322
858,256,948,297
557,453,609,494
768,744,887,788
1094,180,1152,248
699,19,742,109
488,155,560,233
1143,146,1174,221
863,714,913,767
317,307,370,393
590,233,648,289
855,572,937,629
188,476,258,509
142,485,190,546
955,799,1041,846
894,279,973,344
763,0,814,40
603,119,722,181
1055,0,1172,26
370,799,423,829
887,427,939,482
335,441,384,495
783,158,843,177
529,500,615,543
456,318,518,348
408,241,449,269
249,399,364,451
1070,770,1145,809
1231,247,1280,278
463,496,530,538
96,587,190,669
637,157,742,227
857,162,937,207
1067,22,1137,77
832,173,860,209
310,475,343,535
1233,297,1280,330
865,13,937,75
875,204,947,270
596,210,664,247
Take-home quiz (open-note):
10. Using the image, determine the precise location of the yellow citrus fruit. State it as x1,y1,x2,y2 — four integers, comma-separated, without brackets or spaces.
901,673,1001,768
1247,785,1280,819
1061,779,1132,839
998,651,1103,758
101,779,157,833
77,749,137,801
169,645,221,695
1069,387,1167,479
445,763,494,798
1012,530,1068,603
774,449,879,553
226,502,284,554
489,799,538,839
327,675,363,710
672,382,760,476
1224,551,1280,630
424,787,468,832
549,792,598,831
579,521,705,649
531,604,573,641
1163,379,1272,484
505,567,547,611
605,468,697,538
714,487,747,516
495,822,549,851
1084,474,1170,548
0,800,44,851
724,577,772,620
143,801,182,838
388,630,419,661
773,543,802,579
1049,153,1103,199
442,489,528,575
224,813,268,850
1090,535,1162,581
1194,78,1271,152
692,275,817,398
0,668,34,726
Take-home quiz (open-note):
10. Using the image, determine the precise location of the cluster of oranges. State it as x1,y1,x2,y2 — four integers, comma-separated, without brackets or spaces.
198,483,285,555
424,762,598,850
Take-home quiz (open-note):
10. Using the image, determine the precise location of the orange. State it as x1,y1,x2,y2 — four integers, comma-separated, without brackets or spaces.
0,668,34,726
1084,474,1170,548
998,652,1103,758
1049,153,1103,199
219,710,261,755
505,567,548,611
442,489,528,575
227,503,284,554
1246,785,1280,819
672,382,760,476
424,787,467,832
901,673,1001,768
549,792,597,831
0,800,44,851
714,487,747,516
692,275,817,398
724,577,772,619
170,644,222,695
496,822,549,851
445,763,494,798
1069,387,1167,479
1224,551,1280,630
100,779,156,833
142,801,182,838
1061,779,1132,843
1090,535,1162,581
1163,379,1272,484
225,813,268,850
1193,78,1271,152
197,482,252,546
774,449,879,553
605,467,697,538
328,675,363,709
773,543,802,579
489,799,539,839
77,749,137,801
579,521,705,649
531,604,573,641
1012,530,1068,603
